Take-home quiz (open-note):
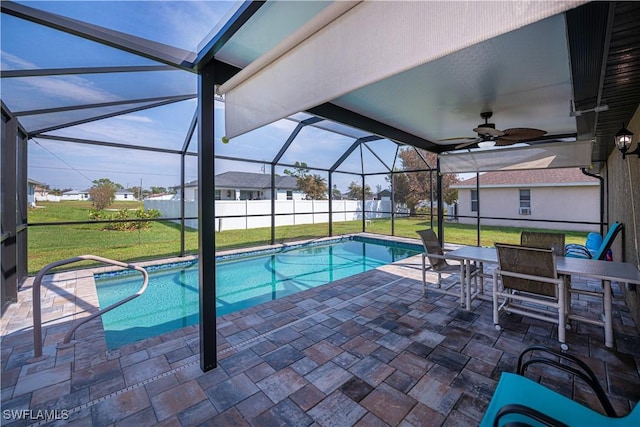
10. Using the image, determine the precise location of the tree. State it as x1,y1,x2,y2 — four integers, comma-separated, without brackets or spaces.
346,181,372,199
391,148,460,214
50,188,68,196
128,186,142,199
92,178,123,190
89,178,117,210
283,161,310,178
284,161,328,200
332,185,342,199
151,186,167,194
389,170,410,206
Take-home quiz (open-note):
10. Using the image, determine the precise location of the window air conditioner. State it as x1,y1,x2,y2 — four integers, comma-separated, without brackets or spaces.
519,207,531,215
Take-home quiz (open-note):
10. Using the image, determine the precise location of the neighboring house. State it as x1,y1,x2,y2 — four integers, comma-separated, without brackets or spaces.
376,189,392,200
180,172,304,201
33,184,48,201
61,189,90,201
114,190,136,201
34,184,62,202
61,189,136,201
27,178,44,207
451,168,600,232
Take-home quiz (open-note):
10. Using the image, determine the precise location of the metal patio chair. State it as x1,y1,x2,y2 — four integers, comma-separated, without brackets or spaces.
493,243,568,350
415,229,477,304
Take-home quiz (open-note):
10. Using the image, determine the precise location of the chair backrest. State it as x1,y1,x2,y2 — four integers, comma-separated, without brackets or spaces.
495,243,558,297
415,229,447,270
520,231,565,257
592,222,623,260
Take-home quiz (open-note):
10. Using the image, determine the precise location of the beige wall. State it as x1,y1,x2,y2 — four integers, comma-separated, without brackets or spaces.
456,185,600,232
608,105,640,327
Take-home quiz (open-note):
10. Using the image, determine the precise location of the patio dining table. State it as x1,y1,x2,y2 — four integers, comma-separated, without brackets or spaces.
446,246,640,348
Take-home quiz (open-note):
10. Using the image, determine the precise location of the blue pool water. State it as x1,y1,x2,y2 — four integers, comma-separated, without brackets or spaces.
95,236,421,349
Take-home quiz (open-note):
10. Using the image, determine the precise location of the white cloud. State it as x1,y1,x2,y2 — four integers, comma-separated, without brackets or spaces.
28,76,121,104
1,50,37,69
2,51,121,105
118,115,154,124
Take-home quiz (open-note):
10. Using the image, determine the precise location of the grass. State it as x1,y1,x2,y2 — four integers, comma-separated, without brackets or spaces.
27,201,590,275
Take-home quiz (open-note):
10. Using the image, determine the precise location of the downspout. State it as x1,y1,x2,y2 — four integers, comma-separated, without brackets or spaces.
436,157,444,247
581,167,604,236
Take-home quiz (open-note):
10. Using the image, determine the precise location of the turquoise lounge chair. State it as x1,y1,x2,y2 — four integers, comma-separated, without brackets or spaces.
481,346,639,427
565,221,623,260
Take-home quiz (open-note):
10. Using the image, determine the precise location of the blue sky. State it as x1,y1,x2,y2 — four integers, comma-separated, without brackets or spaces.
4,1,417,193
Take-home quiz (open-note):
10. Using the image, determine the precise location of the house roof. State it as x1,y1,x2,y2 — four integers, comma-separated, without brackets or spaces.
452,168,600,189
184,172,299,190
27,178,44,186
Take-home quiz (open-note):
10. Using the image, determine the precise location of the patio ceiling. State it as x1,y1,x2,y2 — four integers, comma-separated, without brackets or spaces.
2,1,639,172
213,0,640,169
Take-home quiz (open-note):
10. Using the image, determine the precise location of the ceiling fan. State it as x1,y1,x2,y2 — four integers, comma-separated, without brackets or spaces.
440,112,547,150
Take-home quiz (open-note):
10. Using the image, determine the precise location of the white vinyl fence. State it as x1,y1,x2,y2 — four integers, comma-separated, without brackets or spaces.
144,199,408,231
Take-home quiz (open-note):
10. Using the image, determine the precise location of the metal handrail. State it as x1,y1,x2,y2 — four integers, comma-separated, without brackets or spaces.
29,255,148,362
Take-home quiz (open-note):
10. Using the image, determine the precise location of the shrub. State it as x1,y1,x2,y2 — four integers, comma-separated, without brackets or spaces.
89,208,161,231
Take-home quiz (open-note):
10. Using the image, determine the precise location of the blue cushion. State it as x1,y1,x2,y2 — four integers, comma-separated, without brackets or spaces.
585,232,603,252
481,372,640,427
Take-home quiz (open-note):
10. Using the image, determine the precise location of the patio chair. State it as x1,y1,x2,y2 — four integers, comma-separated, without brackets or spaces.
521,231,572,315
481,345,639,426
415,229,477,303
492,243,568,350
520,231,565,256
565,221,623,260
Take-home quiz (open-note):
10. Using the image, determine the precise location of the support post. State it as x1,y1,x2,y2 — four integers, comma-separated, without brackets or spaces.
1,111,19,308
198,61,216,372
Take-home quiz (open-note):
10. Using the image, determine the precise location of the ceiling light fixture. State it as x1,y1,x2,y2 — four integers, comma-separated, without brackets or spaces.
477,141,496,149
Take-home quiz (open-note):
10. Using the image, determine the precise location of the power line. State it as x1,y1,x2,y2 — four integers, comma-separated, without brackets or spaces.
32,138,94,185
29,164,186,178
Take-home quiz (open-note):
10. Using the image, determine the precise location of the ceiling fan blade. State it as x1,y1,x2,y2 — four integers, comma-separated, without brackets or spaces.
494,137,519,146
501,128,547,140
473,126,505,137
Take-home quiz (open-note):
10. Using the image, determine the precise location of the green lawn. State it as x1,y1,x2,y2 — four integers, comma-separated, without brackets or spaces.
27,201,590,275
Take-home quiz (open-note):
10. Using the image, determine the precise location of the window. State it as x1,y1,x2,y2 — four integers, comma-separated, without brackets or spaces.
470,190,478,212
519,189,531,215
287,191,293,200
215,190,221,200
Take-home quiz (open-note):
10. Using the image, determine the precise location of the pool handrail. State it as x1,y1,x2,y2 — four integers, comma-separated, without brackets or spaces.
29,255,148,363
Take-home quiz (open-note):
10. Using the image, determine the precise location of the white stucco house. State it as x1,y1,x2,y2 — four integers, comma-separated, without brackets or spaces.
114,191,137,201
61,189,137,201
180,171,304,202
451,168,600,232
61,189,90,201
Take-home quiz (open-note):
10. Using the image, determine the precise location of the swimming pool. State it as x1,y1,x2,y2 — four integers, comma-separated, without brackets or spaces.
95,236,421,349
